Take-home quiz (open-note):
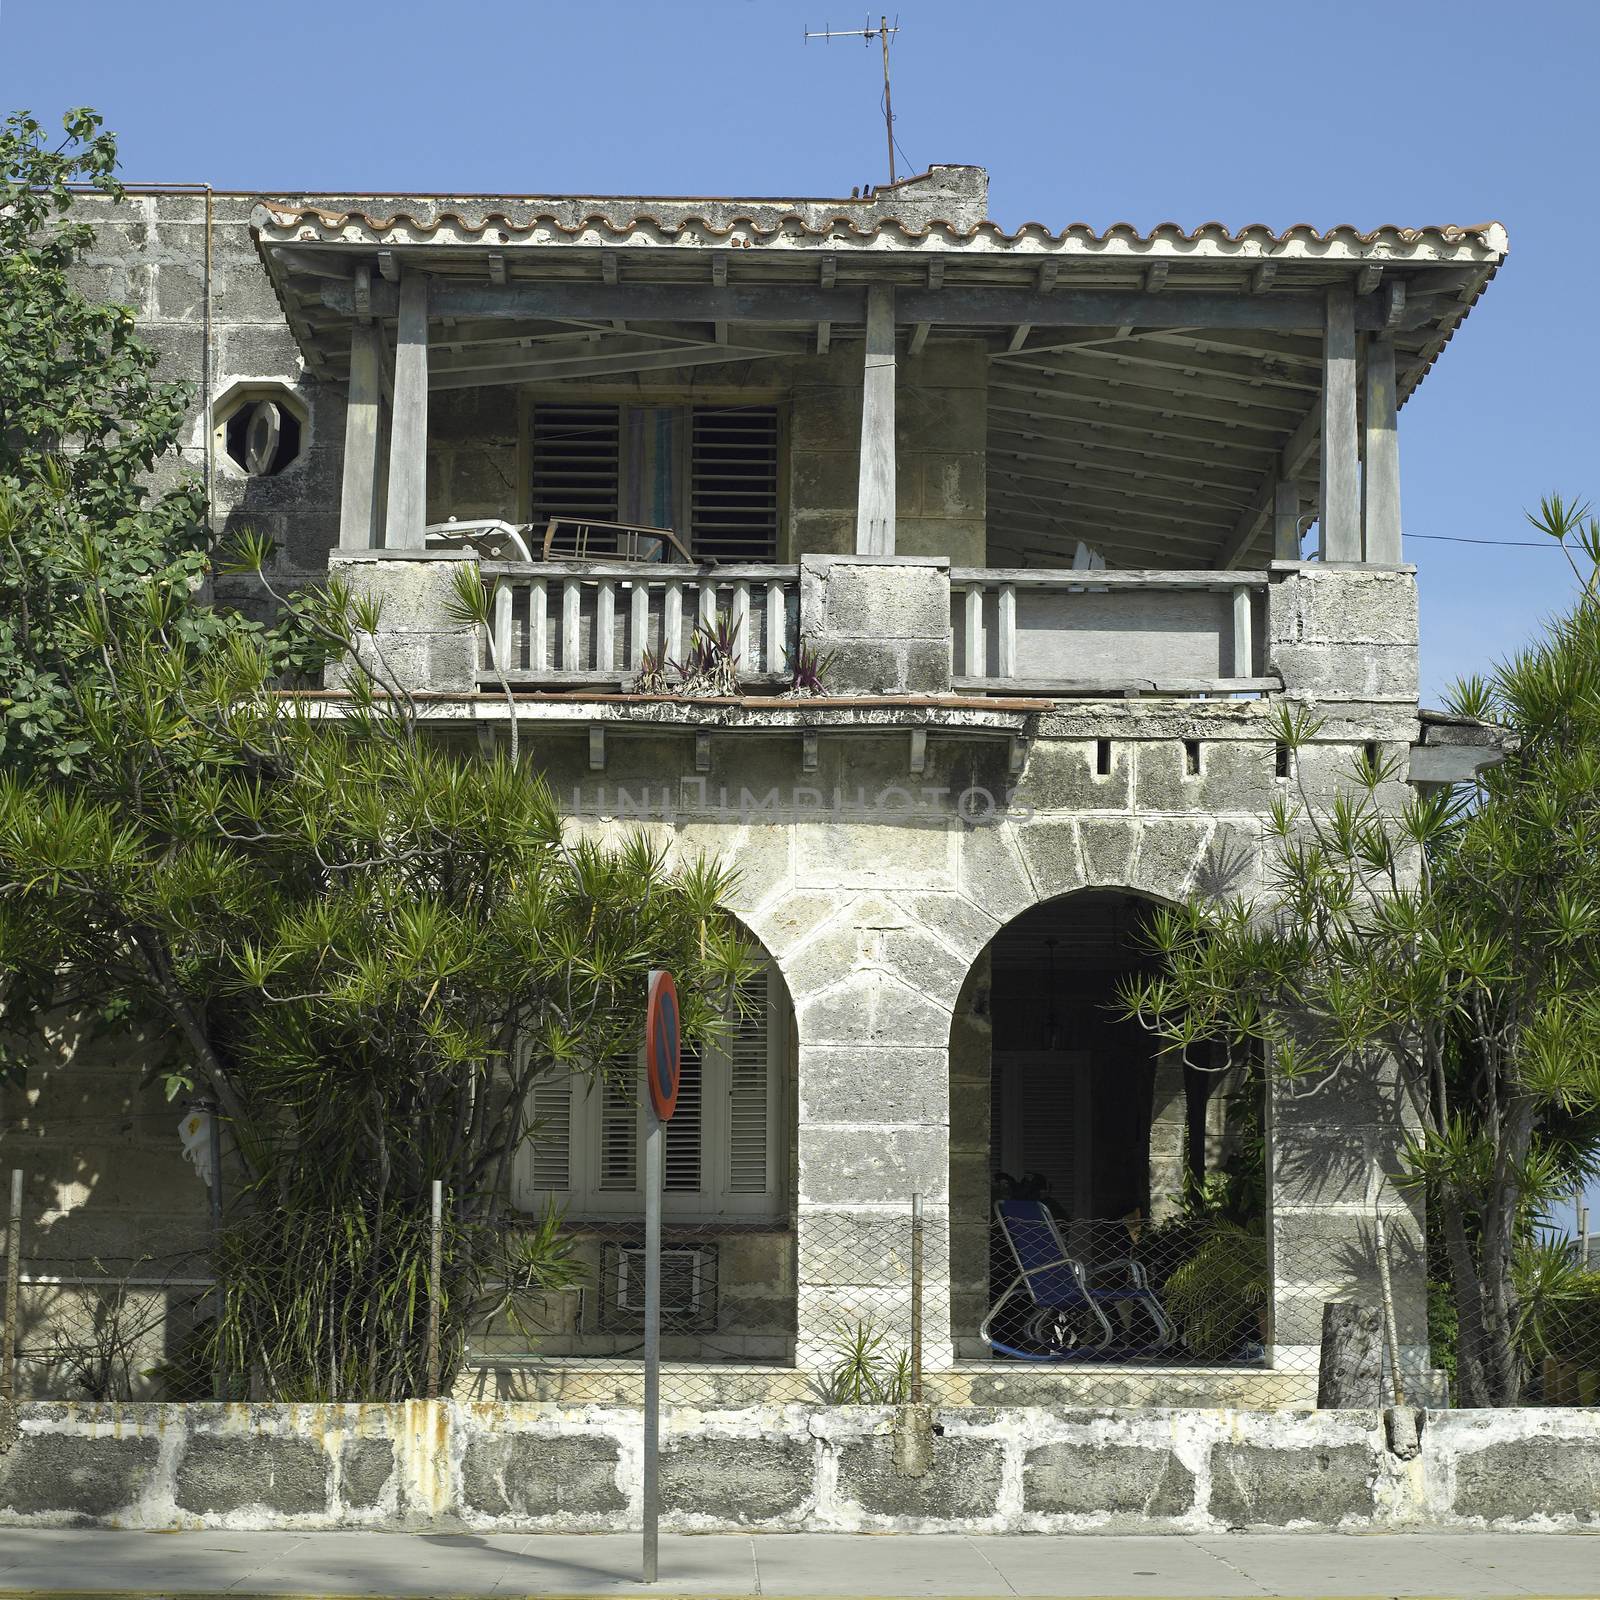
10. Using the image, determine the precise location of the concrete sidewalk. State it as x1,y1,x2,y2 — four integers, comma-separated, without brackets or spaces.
0,1529,1596,1599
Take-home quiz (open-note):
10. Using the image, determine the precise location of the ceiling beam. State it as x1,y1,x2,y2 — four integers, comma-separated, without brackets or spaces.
428,338,795,390
987,392,1280,461
987,428,1265,494
1000,351,1309,423
320,277,1414,332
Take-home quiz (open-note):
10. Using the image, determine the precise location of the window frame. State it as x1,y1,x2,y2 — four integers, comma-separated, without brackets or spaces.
517,388,789,564
515,964,788,1222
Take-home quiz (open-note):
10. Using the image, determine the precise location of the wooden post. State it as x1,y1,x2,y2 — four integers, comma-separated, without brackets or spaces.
1319,287,1360,562
383,270,429,550
425,1179,442,1401
339,319,385,549
1317,1302,1383,1408
1363,333,1403,565
910,1193,924,1405
1273,480,1301,562
2,1169,20,1401
855,284,897,555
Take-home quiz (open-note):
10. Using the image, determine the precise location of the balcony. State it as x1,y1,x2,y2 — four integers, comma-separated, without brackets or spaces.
332,548,1283,706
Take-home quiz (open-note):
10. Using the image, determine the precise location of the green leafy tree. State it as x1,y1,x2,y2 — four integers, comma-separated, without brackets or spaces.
0,112,757,1397
0,108,323,777
0,516,756,1398
1121,498,1600,1406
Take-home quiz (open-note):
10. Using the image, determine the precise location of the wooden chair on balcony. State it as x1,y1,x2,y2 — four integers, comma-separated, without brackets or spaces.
541,517,692,565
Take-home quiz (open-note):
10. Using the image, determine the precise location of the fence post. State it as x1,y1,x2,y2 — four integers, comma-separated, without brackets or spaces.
3,1168,21,1402
909,1192,923,1404
202,1101,225,1402
426,1179,443,1401
1373,1212,1406,1408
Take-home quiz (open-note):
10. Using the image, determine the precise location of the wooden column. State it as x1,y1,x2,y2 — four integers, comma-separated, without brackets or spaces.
1319,286,1360,562
383,270,430,550
339,320,385,549
1362,333,1402,564
855,283,897,555
1273,479,1301,562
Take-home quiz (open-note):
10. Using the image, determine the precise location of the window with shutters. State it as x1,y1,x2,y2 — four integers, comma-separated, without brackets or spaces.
516,963,787,1219
526,401,780,562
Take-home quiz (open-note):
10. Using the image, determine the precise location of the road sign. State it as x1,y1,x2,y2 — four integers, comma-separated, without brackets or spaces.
645,968,681,1121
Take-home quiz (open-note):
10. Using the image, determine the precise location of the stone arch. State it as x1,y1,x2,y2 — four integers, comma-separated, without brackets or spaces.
945,883,1194,1358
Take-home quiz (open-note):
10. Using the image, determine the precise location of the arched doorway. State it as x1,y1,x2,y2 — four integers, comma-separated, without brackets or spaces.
950,889,1241,1359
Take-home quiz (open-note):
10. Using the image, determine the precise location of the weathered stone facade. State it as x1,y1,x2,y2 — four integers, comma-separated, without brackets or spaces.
5,1400,1598,1533
1,169,1491,1430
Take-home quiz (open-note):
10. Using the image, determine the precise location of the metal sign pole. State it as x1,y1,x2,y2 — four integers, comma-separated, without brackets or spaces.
642,1110,663,1584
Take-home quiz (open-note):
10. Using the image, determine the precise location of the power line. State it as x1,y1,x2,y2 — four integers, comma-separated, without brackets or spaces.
1408,533,1569,549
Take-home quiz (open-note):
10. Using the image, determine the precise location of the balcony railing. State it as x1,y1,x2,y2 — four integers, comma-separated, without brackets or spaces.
462,559,1272,698
477,561,800,688
951,568,1269,696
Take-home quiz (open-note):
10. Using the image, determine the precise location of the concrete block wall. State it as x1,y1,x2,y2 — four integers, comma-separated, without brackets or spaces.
68,193,344,612
1264,562,1428,1383
4,1400,1598,1533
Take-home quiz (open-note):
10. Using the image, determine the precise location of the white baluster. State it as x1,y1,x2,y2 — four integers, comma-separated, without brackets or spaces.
998,584,1018,683
596,579,615,674
562,579,581,673
492,580,514,674
964,585,987,680
630,581,650,669
1231,584,1254,679
529,578,548,675
766,580,787,676
664,580,684,665
698,577,718,633
732,582,750,675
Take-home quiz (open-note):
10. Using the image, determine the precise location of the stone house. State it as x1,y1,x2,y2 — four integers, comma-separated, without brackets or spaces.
5,165,1508,1407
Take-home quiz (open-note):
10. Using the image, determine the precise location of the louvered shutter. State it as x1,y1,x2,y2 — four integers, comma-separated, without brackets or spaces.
529,1073,573,1191
599,1068,638,1191
689,406,779,561
663,1046,703,1193
529,404,621,532
727,976,772,1194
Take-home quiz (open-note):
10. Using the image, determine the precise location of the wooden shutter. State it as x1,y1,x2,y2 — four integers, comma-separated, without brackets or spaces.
727,976,772,1194
599,1068,638,1191
529,404,621,531
689,406,779,562
529,1074,573,1191
663,1046,703,1193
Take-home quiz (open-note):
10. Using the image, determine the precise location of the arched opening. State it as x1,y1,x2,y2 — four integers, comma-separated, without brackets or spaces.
482,924,799,1385
951,889,1254,1366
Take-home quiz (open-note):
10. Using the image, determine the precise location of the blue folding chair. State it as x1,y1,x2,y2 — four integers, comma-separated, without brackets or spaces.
982,1201,1178,1360
980,1200,1114,1360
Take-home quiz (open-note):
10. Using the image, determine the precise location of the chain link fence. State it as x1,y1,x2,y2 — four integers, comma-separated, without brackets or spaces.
4,1168,1596,1409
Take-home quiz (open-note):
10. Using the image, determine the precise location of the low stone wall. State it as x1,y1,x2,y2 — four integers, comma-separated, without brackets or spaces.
2,1401,1596,1533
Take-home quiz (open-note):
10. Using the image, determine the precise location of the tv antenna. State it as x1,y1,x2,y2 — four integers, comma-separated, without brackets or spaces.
804,15,902,188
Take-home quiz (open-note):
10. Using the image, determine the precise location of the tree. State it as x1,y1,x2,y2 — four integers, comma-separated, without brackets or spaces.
0,112,758,1398
0,107,319,779
1120,498,1600,1406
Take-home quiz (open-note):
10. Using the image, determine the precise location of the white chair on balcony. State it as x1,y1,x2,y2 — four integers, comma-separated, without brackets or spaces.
423,518,534,561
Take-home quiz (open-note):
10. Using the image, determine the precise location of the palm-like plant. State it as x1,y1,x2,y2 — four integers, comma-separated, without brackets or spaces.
1120,496,1600,1405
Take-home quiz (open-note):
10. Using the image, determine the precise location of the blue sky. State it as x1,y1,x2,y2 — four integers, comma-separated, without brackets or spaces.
3,2,1596,1219
4,0,1595,704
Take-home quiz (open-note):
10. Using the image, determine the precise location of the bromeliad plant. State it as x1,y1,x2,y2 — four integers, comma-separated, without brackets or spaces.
1119,497,1600,1406
674,610,742,697
786,637,835,698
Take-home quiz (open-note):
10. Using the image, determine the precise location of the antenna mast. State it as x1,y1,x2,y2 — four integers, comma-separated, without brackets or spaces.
804,15,902,187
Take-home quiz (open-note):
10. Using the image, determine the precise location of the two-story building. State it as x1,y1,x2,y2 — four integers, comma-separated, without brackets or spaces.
11,165,1507,1410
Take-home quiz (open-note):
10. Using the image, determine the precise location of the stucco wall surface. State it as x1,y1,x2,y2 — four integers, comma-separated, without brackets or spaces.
2,1401,1596,1534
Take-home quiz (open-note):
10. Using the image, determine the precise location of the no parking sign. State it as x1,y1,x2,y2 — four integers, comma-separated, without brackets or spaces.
645,969,680,1122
